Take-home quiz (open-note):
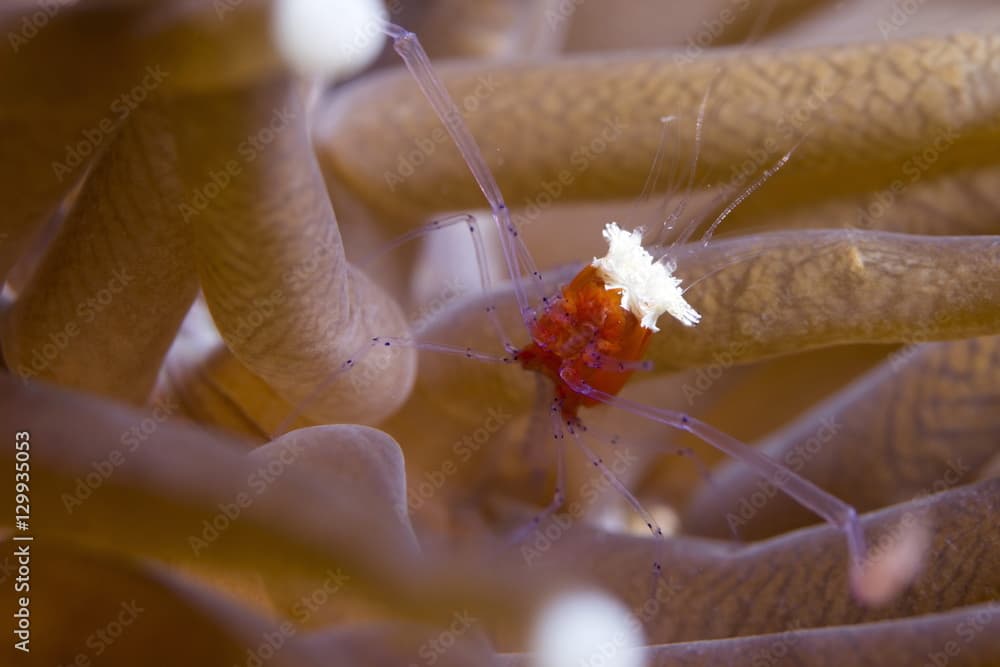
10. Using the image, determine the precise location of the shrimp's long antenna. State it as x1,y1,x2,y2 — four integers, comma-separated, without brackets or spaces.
659,80,713,243
656,136,801,265
698,140,800,246
656,0,781,252
624,115,676,229
559,366,869,594
381,23,537,326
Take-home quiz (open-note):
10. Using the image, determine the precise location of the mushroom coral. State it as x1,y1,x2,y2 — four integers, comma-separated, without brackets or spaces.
0,1,998,665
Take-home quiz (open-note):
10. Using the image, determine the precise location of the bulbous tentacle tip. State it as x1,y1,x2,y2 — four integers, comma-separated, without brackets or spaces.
272,0,387,82
532,589,645,667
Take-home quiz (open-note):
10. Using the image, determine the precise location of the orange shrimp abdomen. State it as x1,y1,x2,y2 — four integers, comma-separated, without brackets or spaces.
517,265,652,419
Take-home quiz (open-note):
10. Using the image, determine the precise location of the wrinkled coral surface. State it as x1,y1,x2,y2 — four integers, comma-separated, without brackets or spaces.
1,1,998,666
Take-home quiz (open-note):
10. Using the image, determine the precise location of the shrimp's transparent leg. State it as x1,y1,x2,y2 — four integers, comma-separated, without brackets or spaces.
381,23,540,327
272,333,512,437
508,397,567,545
359,213,475,268
560,367,868,594
569,421,664,541
582,352,654,373
580,417,725,533
371,336,513,364
568,421,667,595
272,210,516,436
360,212,515,351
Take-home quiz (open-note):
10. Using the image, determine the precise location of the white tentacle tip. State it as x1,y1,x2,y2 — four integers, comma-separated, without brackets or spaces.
591,222,701,332
272,0,387,82
531,590,646,667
